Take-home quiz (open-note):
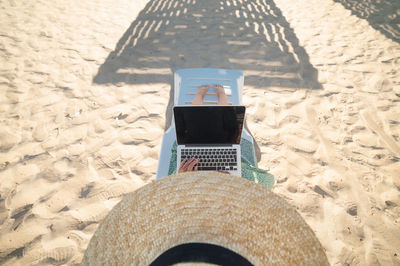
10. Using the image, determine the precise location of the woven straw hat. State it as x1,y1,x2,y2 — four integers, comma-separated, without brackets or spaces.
82,172,328,265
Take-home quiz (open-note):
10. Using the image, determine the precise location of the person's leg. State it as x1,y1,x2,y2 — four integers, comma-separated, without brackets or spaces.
213,84,228,105
192,85,210,105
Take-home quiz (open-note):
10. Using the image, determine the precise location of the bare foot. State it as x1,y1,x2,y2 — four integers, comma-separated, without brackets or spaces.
192,85,210,105
213,84,228,105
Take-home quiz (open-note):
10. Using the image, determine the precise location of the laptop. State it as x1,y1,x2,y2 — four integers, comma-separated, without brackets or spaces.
174,105,245,176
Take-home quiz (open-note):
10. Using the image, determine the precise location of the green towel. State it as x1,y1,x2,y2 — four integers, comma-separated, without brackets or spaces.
168,138,275,189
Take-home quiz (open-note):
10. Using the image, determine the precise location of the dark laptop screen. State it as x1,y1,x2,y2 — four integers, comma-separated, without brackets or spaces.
174,106,245,145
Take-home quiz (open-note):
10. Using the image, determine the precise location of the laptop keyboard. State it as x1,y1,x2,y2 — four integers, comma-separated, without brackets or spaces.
180,148,238,171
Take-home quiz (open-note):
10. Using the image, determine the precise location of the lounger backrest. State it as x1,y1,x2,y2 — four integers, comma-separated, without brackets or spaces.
174,68,243,106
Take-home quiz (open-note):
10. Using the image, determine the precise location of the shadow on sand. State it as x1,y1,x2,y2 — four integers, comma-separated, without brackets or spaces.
93,0,322,162
333,0,399,43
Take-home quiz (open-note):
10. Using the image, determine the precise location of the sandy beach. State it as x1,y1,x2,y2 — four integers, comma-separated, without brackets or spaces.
1,0,399,265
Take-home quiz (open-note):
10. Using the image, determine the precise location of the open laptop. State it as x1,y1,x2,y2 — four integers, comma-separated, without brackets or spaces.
174,106,245,176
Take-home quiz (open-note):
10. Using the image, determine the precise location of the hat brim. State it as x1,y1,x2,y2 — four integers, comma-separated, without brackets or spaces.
82,172,328,265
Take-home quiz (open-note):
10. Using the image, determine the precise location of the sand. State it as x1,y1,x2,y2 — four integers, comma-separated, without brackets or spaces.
0,0,399,264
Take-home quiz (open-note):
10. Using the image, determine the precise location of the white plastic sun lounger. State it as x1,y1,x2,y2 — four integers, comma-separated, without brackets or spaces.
156,68,255,179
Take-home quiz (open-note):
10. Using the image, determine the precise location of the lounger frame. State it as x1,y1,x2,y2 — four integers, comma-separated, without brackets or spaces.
156,68,255,179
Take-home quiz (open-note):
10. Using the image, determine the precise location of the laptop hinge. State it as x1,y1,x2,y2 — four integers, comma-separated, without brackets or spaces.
183,144,234,147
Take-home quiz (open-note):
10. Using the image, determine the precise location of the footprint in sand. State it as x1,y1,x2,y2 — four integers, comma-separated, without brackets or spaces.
283,135,318,154
94,147,124,169
78,181,137,201
278,114,301,128
360,110,400,157
70,202,110,225
0,129,21,152
32,124,49,142
252,100,267,122
352,131,383,149
34,246,76,265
